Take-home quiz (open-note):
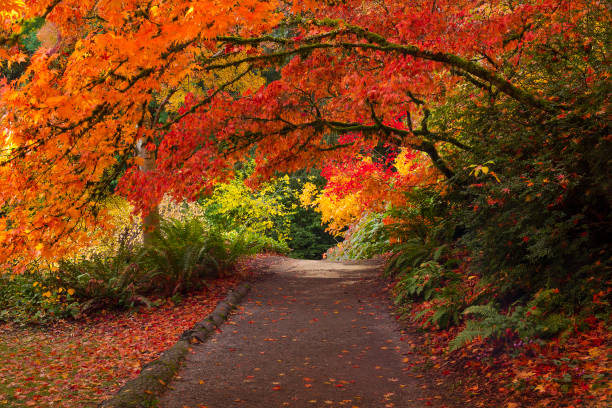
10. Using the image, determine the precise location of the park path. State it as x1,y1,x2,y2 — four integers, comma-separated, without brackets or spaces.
159,257,453,408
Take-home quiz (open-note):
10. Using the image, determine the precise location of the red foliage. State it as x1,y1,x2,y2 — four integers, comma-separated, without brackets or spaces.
398,301,611,407
0,277,238,407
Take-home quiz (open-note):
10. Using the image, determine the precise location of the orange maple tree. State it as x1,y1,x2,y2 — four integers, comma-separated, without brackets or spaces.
0,0,281,267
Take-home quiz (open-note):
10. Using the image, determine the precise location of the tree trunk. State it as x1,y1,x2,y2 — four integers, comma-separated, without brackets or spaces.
136,138,160,245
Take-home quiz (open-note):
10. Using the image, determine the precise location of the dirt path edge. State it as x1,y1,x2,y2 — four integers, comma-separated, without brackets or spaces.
100,281,252,408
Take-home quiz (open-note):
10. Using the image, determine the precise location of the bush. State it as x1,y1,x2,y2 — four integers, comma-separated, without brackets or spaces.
325,212,389,260
0,266,80,323
1,216,273,323
138,218,230,295
224,228,290,256
383,18,612,346
54,248,152,313
449,289,573,351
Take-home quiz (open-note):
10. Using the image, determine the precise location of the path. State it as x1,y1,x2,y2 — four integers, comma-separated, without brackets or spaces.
160,257,453,408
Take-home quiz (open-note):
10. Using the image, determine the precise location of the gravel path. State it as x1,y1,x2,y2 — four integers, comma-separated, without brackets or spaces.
159,257,452,408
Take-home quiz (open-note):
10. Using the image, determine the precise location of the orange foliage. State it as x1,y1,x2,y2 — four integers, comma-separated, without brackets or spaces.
0,0,280,268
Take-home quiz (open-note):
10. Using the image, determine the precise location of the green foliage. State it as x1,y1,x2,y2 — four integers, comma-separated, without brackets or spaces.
202,165,335,259
224,228,290,256
287,205,337,259
55,248,151,312
325,212,389,260
0,267,80,323
393,251,466,329
284,170,337,259
384,188,455,277
386,17,611,348
0,216,271,323
449,289,573,351
19,17,45,53
139,218,230,294
394,261,447,302
202,163,295,243
384,238,433,278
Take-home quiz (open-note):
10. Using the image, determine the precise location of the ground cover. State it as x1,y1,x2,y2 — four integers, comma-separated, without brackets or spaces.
391,286,612,408
0,276,238,407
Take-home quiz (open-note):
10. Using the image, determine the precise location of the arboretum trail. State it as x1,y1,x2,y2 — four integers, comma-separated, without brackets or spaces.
160,257,454,408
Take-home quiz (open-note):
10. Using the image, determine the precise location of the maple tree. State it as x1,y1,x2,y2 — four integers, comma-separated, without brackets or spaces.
0,0,281,267
2,0,603,267
1,2,609,407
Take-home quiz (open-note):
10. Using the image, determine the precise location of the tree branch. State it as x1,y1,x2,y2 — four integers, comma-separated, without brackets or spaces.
215,21,558,113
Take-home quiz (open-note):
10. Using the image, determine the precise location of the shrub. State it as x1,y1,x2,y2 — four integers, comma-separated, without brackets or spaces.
54,247,152,313
1,216,271,323
0,266,80,323
325,212,389,260
224,228,290,256
139,217,247,295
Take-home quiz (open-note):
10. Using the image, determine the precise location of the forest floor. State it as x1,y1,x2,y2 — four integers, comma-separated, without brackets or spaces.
0,277,240,407
159,256,459,408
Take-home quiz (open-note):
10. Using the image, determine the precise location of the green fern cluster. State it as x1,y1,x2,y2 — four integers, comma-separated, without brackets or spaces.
139,218,230,295
449,289,573,350
0,216,281,323
394,260,446,303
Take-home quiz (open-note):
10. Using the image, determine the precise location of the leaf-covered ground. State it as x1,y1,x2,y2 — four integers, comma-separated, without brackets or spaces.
0,276,239,407
396,295,612,408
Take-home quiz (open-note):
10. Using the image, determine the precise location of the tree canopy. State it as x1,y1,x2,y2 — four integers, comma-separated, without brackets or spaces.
0,0,609,268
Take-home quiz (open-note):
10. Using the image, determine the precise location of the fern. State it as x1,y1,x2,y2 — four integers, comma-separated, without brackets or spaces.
394,261,448,303
449,319,497,351
449,297,572,351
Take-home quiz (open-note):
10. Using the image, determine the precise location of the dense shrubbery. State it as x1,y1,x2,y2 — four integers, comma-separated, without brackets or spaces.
203,164,336,259
0,214,287,323
0,168,336,323
384,28,612,347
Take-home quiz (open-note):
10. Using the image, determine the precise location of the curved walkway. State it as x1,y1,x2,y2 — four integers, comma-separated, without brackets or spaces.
160,257,452,408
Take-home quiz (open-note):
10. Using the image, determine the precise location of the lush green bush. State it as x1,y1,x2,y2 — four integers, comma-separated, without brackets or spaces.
284,170,338,259
0,216,274,323
449,289,573,351
201,163,295,243
224,228,290,256
0,267,81,323
325,212,389,261
139,218,230,295
202,165,336,259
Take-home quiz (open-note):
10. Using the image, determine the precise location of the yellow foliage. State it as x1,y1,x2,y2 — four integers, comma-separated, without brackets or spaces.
300,182,363,237
204,172,296,241
0,0,24,18
301,150,441,237
78,194,209,258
